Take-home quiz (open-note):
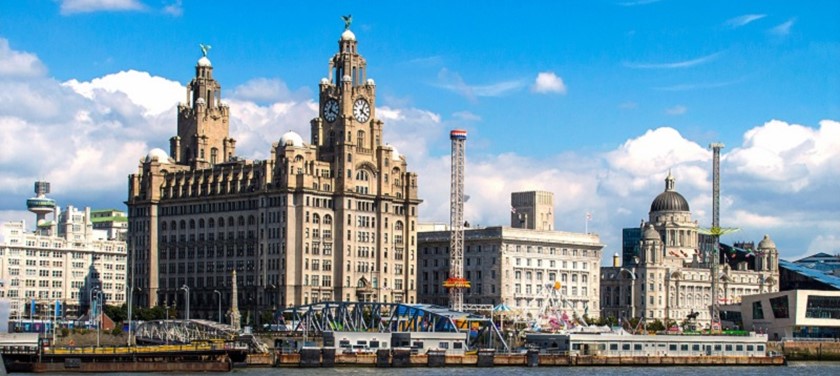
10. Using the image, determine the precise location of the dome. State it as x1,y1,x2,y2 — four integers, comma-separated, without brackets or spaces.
366,78,375,86
320,77,330,85
649,172,690,212
145,148,172,163
643,224,660,240
650,191,690,212
758,234,776,250
197,56,212,67
342,75,352,82
280,131,304,147
195,97,206,105
341,29,356,41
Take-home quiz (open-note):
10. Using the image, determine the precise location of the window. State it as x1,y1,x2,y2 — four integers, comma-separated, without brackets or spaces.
769,296,790,319
752,301,765,320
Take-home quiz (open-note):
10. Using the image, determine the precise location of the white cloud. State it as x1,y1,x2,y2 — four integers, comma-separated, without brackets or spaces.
59,0,145,15
619,101,638,110
531,72,567,94
770,19,796,36
230,77,310,104
725,14,766,28
162,0,183,16
665,105,687,115
625,52,723,69
435,68,525,102
0,39,47,78
64,70,184,116
2,40,838,265
452,111,481,122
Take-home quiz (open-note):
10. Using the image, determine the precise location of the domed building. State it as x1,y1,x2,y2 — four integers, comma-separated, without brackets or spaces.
127,23,422,322
601,172,780,328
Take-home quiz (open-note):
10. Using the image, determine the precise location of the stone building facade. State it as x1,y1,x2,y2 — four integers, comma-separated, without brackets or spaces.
126,27,421,323
418,192,604,318
600,173,780,326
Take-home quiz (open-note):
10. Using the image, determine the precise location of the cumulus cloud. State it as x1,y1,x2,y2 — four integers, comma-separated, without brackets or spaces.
2,41,838,264
59,0,145,15
230,77,310,104
531,72,567,94
0,39,47,77
452,111,481,122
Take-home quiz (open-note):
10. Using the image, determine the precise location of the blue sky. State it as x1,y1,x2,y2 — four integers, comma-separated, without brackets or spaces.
1,0,839,263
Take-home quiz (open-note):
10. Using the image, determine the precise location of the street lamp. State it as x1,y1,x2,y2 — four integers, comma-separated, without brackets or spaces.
180,285,190,321
95,290,103,347
88,288,100,330
213,290,222,323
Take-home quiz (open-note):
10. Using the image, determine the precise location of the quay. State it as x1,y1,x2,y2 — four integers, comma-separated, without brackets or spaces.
274,348,786,367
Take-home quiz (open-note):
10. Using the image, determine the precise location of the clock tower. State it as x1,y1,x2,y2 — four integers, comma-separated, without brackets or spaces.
310,27,383,174
171,49,237,169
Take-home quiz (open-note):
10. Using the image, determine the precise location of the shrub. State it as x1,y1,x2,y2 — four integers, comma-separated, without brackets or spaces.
61,328,70,337
111,327,123,336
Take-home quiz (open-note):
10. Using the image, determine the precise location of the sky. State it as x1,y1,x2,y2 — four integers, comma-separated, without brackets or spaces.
1,0,839,265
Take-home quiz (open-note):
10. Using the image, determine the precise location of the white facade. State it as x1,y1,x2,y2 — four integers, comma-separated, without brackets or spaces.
0,206,127,319
738,290,840,340
418,226,604,319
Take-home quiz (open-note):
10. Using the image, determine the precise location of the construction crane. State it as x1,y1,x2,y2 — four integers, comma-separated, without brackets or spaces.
444,129,469,312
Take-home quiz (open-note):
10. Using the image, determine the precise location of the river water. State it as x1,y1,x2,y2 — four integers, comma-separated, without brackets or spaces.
10,362,839,376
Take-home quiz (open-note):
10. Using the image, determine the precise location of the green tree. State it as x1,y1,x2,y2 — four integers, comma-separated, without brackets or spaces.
104,303,128,323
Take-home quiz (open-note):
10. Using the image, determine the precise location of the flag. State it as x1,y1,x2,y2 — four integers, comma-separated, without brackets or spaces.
586,212,592,221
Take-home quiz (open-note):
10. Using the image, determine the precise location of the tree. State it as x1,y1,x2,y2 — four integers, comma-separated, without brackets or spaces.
104,303,128,323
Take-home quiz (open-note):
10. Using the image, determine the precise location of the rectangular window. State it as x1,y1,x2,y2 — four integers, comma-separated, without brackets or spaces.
769,296,790,319
752,301,765,320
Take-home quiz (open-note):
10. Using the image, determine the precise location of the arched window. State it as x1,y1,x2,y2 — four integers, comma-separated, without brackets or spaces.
198,219,205,228
227,217,235,227
161,222,168,231
170,221,176,231
180,220,186,230
238,216,245,226
208,218,215,228
189,219,196,229
218,217,225,228
313,214,320,224
324,215,333,225
395,221,404,231
355,170,370,181
210,148,218,164
248,215,255,225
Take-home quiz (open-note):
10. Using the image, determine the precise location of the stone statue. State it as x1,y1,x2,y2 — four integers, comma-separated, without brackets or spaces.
199,44,212,57
341,14,352,30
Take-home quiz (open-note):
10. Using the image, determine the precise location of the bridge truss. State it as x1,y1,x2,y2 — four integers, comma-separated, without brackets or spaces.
279,301,508,351
134,319,269,353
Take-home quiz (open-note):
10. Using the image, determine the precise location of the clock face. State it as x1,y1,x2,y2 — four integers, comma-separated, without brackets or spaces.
353,98,371,123
324,99,339,123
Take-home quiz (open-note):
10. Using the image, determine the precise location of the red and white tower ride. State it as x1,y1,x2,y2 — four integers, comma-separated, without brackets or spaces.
445,129,470,312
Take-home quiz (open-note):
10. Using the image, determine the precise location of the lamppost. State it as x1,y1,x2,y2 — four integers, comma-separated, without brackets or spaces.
88,288,100,330
213,290,221,323
95,290,103,347
180,285,190,321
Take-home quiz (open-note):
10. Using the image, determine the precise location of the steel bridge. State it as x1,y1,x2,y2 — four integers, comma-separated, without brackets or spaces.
278,302,508,350
134,319,269,353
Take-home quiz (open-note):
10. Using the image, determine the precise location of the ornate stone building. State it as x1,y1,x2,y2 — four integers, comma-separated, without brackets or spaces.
418,192,604,319
600,173,780,326
126,26,421,323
